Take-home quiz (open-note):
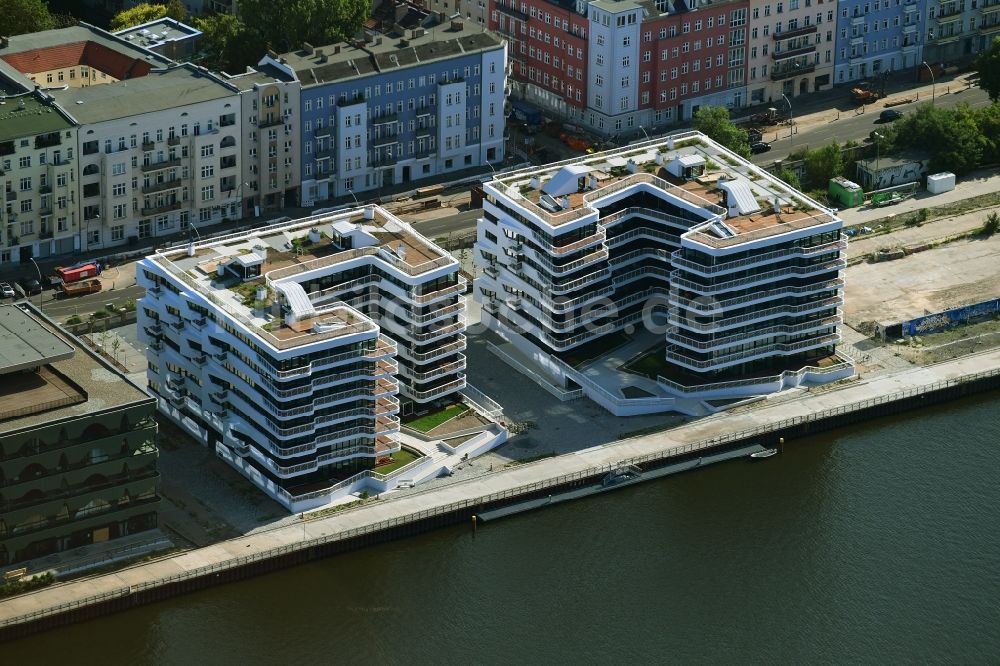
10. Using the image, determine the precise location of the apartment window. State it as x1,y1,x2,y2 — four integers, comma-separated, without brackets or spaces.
201,165,214,178
113,203,127,219
112,182,126,197
201,185,215,201
112,162,126,176
201,145,214,158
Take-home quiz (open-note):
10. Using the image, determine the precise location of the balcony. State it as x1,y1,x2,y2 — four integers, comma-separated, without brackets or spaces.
372,134,397,147
142,140,155,150
168,136,181,146
496,1,529,20
371,153,398,167
39,184,52,194
772,44,816,60
371,113,398,125
141,201,182,215
313,127,331,139
260,116,284,128
142,158,182,172
772,24,817,40
935,5,962,19
980,20,1000,33
142,179,183,194
771,63,816,80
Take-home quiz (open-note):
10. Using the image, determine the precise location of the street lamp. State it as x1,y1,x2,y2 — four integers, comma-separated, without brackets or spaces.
921,61,936,105
872,132,884,191
346,188,360,207
638,125,651,142
28,256,43,312
781,93,793,150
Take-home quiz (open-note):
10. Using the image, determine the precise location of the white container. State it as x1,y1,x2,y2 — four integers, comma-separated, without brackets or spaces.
926,172,955,194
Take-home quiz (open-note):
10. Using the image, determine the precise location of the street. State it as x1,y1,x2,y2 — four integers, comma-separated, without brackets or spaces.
753,83,991,164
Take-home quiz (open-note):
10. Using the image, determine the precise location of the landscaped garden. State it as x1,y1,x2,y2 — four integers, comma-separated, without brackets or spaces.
404,402,469,432
374,447,421,474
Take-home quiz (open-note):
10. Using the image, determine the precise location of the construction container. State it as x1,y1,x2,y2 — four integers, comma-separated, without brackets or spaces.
926,172,955,194
828,177,865,208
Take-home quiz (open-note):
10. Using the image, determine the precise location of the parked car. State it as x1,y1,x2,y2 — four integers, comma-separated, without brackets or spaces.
19,277,42,295
750,142,772,154
0,282,15,298
879,109,903,122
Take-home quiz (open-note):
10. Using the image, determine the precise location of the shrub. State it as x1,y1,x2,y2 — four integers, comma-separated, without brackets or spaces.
91,309,111,319
0,572,56,599
66,314,83,325
983,211,1000,235
124,298,138,312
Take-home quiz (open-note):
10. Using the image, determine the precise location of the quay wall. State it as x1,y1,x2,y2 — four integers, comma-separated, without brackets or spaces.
2,365,1000,641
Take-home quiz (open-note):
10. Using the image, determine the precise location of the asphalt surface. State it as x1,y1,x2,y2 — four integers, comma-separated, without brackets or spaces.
753,84,991,165
412,209,482,239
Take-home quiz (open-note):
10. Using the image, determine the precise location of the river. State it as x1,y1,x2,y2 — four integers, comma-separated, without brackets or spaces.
6,394,1000,664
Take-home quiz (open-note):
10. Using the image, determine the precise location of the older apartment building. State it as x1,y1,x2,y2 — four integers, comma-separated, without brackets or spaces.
266,21,507,205
136,206,464,511
475,132,852,415
0,25,245,255
0,85,79,267
746,0,837,103
493,0,750,136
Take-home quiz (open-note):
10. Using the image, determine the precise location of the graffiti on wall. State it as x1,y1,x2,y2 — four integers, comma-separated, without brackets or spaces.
902,298,1000,336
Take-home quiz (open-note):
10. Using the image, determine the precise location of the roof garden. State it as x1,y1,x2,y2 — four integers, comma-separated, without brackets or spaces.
150,206,455,350
488,131,839,247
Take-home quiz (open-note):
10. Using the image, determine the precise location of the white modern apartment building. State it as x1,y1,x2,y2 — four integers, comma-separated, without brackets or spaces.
475,131,852,415
137,205,465,510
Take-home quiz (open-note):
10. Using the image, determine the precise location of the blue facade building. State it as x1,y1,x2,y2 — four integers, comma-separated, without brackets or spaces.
834,0,924,84
264,24,507,205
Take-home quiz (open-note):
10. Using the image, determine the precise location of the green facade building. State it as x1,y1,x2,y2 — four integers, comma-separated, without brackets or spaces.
0,304,159,568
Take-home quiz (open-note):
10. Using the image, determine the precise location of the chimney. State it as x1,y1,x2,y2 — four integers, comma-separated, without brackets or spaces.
626,158,637,173
667,136,674,150
364,205,375,220
530,175,541,189
773,198,781,214
303,42,314,54
187,242,195,257
255,285,268,302
253,243,268,262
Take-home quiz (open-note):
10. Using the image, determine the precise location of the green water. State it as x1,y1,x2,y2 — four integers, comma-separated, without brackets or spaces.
6,394,1000,664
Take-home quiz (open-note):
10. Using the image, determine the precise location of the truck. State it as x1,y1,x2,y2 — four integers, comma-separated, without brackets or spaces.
828,177,865,208
60,278,102,297
56,262,100,283
851,81,881,105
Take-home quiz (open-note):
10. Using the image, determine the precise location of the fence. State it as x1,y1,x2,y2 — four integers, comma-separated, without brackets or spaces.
4,362,1000,630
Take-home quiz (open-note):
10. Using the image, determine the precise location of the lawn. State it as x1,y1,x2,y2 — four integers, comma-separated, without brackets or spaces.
375,447,421,474
405,403,469,432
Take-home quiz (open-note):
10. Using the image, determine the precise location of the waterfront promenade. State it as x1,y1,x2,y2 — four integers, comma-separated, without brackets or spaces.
3,347,1000,629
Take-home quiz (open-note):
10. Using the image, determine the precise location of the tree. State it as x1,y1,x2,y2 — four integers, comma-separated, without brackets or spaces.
891,103,986,175
775,168,802,191
194,13,259,73
165,0,186,20
238,0,369,54
109,3,167,31
975,36,1000,102
691,106,751,159
803,140,845,189
0,0,55,35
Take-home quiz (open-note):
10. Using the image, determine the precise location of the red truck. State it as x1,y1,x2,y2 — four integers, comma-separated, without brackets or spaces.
60,278,102,297
56,263,99,283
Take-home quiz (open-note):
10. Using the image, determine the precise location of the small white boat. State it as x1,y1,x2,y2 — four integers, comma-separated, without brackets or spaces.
750,448,779,459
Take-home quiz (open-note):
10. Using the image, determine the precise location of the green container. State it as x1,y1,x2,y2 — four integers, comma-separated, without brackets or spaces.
828,177,864,208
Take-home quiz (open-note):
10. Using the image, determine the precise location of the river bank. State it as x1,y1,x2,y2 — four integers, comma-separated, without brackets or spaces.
2,344,1000,640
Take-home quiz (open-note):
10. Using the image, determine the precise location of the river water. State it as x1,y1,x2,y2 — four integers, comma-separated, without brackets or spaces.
6,394,1000,664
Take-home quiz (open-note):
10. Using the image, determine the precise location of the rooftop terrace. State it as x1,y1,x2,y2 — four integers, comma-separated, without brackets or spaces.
489,131,839,248
150,206,455,350
0,305,152,433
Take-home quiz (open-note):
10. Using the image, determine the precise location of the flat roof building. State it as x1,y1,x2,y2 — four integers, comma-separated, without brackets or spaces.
114,18,202,62
475,131,853,415
0,304,159,568
136,205,465,511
